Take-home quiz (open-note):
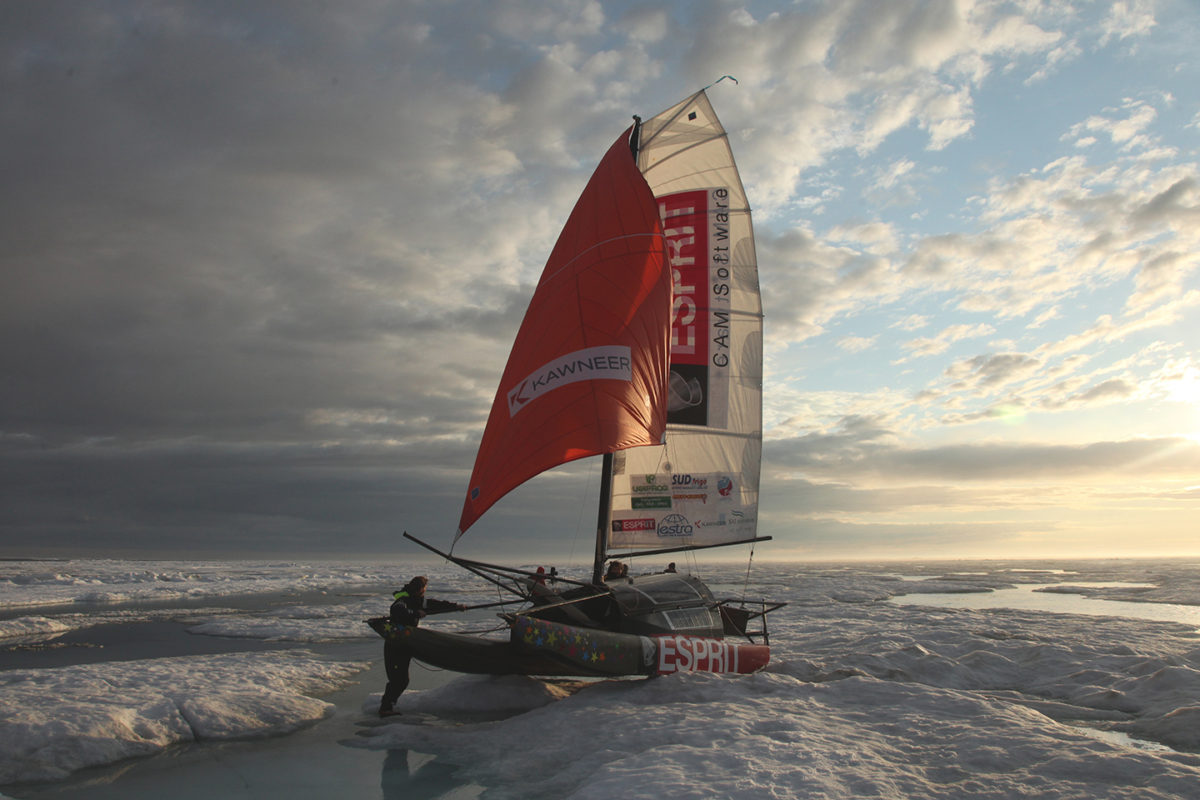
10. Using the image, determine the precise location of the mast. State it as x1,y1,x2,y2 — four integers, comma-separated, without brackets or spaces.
591,115,646,586
592,451,614,585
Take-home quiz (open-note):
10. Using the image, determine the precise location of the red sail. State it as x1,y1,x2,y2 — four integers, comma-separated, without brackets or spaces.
457,129,670,537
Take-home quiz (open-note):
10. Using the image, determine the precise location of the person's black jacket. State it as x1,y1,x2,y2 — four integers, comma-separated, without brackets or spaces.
389,590,459,628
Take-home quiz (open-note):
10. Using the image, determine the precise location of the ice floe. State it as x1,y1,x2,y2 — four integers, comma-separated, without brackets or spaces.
3,557,1200,797
0,651,367,784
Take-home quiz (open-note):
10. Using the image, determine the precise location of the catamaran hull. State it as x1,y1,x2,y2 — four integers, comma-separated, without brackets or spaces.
366,618,589,677
367,616,769,678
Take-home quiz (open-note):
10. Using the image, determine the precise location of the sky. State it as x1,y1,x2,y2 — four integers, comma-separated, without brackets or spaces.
2,0,1198,564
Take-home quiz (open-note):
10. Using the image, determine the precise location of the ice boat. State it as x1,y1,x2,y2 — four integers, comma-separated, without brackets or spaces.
370,85,785,677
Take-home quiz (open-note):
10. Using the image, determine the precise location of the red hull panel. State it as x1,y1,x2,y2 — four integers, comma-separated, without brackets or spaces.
652,634,769,675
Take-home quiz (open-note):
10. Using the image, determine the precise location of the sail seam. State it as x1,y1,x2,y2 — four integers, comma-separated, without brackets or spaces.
661,428,761,441
717,308,765,320
539,232,667,288
641,133,729,178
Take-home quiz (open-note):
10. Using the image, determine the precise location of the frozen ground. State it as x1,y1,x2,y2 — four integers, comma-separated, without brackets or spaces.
0,560,403,611
2,557,1200,798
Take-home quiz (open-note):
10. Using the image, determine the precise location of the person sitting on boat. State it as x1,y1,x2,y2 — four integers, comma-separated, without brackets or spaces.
603,560,624,582
379,576,463,717
664,562,677,573
526,566,559,605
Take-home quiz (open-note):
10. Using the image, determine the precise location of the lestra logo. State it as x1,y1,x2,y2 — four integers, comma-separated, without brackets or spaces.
657,514,693,537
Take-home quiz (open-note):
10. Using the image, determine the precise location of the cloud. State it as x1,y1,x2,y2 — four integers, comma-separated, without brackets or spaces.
837,336,877,353
1099,0,1158,45
893,314,930,331
907,340,1196,427
770,425,1200,484
1131,176,1199,228
3,1,694,451
760,227,905,342
1148,356,1200,405
0,1,1189,559
670,0,1072,213
1027,306,1061,329
871,158,917,191
0,436,466,556
1065,378,1136,405
944,353,1043,396
1066,99,1159,149
617,5,670,44
898,322,996,360
1036,291,1200,360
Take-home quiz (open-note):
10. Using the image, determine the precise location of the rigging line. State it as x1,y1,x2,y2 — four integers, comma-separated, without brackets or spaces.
569,455,598,570
741,539,757,603
459,623,510,635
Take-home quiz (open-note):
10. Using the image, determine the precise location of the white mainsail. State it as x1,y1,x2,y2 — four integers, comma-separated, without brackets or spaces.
608,90,763,552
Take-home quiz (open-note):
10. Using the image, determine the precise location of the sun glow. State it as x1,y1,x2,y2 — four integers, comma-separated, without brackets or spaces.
1167,371,1200,402
1160,361,1200,439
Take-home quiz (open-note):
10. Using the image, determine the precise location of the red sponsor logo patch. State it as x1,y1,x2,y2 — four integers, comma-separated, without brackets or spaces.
660,191,709,367
656,636,770,675
613,518,656,532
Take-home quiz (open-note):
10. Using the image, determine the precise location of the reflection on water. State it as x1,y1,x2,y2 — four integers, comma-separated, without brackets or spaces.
381,750,482,800
891,584,1200,628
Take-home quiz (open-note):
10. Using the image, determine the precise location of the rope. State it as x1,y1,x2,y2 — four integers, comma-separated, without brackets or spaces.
457,623,510,635
741,540,757,603
569,456,599,569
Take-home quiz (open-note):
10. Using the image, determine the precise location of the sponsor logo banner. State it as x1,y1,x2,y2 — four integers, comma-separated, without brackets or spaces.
671,474,708,488
611,518,656,533
664,473,739,508
632,496,673,509
507,345,632,416
659,188,733,429
657,513,693,537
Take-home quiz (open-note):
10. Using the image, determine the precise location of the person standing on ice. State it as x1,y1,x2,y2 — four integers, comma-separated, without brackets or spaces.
379,576,463,717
